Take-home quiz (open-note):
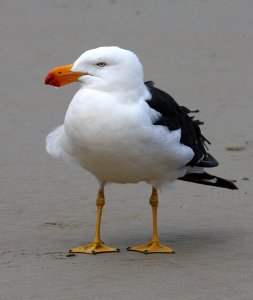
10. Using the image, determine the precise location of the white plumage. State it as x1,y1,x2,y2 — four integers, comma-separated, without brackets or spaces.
46,46,193,189
45,46,236,254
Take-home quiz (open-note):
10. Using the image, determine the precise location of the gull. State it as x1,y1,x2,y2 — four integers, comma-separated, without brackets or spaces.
45,46,237,254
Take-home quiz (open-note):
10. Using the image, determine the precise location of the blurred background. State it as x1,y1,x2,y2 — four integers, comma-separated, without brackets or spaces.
0,1,252,299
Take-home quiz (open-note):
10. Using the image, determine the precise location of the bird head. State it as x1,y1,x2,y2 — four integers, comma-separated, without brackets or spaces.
45,46,144,92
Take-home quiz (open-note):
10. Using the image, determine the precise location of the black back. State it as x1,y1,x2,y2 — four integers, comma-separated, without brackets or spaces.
145,81,218,167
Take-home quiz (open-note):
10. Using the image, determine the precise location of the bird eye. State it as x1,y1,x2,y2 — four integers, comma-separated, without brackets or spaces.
96,62,107,67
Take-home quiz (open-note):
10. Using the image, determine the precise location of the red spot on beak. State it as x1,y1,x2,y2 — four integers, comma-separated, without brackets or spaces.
45,72,60,87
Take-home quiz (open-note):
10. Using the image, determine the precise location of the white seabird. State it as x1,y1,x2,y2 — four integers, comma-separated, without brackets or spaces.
45,46,237,254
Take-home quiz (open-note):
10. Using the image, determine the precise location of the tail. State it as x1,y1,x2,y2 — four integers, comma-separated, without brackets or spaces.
178,172,238,190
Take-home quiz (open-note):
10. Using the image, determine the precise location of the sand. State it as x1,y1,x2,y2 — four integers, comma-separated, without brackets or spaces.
0,0,252,299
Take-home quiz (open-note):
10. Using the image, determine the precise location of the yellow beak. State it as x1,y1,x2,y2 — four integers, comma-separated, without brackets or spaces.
45,64,87,87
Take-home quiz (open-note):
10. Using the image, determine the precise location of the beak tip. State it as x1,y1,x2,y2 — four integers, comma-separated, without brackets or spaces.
45,72,59,86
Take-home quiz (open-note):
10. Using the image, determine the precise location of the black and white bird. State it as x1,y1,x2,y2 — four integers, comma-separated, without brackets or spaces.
45,46,237,254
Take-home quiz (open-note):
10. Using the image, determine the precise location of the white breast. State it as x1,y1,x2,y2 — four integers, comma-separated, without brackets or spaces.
48,88,194,186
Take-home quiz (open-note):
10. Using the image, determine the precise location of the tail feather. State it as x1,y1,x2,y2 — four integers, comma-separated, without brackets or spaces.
178,172,238,190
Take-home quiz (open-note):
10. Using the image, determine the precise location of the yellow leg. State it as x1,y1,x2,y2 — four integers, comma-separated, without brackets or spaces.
127,187,174,254
69,188,120,255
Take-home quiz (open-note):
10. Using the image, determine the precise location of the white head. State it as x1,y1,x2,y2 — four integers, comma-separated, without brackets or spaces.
45,46,145,93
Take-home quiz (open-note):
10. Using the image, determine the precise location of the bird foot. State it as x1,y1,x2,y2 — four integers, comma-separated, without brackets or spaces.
127,240,175,254
69,241,120,255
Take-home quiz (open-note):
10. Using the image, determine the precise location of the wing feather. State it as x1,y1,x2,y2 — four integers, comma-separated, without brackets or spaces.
145,81,218,167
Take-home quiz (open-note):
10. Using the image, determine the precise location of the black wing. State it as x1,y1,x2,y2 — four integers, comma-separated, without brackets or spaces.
145,81,218,167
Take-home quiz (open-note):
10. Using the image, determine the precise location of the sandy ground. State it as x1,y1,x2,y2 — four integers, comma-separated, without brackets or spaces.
0,0,253,299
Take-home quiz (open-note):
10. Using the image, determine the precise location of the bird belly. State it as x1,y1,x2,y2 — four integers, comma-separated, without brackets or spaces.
63,94,193,184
